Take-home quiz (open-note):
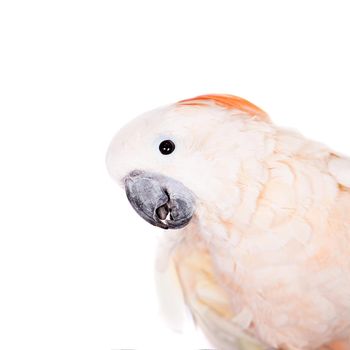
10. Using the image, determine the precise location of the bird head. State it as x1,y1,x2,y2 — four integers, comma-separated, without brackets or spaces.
106,94,270,230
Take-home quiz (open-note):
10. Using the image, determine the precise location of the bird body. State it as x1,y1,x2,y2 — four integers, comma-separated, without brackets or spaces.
107,95,350,349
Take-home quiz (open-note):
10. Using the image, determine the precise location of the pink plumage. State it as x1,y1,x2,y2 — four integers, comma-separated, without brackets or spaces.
107,95,350,350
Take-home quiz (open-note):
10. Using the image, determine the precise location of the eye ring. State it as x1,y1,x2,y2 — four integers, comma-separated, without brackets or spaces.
159,140,175,155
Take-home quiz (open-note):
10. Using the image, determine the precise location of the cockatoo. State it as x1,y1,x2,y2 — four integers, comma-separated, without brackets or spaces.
106,94,350,350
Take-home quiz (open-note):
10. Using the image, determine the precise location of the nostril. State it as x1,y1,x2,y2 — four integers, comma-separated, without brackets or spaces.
156,204,169,220
129,169,143,177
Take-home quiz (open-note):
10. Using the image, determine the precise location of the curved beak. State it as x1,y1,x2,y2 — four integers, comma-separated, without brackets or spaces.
124,170,196,229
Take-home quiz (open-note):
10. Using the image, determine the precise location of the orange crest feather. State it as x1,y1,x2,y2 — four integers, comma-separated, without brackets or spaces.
178,94,269,122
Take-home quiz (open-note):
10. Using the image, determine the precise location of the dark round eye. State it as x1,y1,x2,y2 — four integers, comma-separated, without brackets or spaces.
159,140,175,155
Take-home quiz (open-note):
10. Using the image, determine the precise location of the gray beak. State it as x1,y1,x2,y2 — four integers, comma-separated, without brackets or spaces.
124,170,196,229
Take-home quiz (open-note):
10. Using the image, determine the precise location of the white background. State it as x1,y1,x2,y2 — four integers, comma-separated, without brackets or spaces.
1,1,350,349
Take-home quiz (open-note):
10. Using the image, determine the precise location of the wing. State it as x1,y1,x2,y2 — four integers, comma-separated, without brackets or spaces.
156,236,269,350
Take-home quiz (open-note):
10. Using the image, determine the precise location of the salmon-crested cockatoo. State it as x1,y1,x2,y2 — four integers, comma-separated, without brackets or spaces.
106,94,350,350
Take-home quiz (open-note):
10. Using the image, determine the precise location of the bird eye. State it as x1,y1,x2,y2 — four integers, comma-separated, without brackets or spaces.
159,140,175,155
